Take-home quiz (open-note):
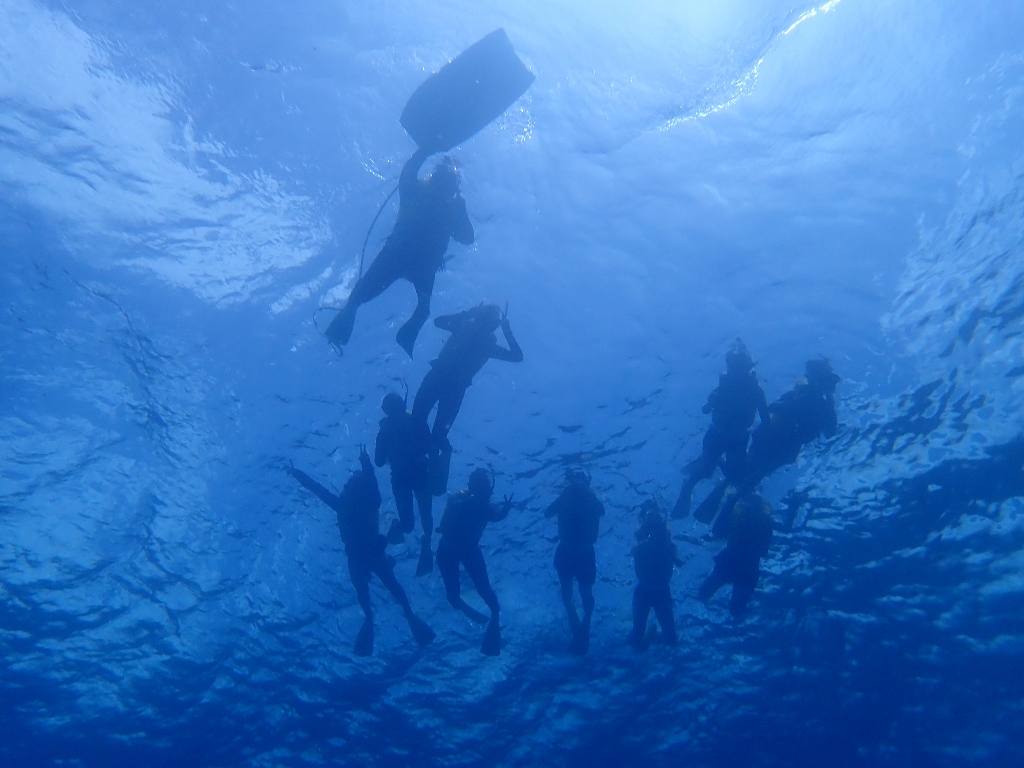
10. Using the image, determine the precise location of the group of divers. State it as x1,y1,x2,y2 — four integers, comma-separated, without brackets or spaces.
288,145,841,658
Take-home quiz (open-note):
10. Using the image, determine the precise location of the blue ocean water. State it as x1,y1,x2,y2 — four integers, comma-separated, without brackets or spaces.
2,0,1024,765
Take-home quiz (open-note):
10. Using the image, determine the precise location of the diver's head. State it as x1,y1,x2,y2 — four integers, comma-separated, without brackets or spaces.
381,392,405,417
636,499,666,536
805,357,840,392
468,467,493,498
471,303,502,331
430,156,460,196
565,467,590,489
725,339,754,373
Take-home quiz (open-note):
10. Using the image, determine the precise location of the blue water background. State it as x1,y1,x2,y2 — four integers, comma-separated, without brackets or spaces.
2,0,1024,765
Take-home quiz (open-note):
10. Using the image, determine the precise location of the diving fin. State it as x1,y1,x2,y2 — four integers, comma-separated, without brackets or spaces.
460,601,490,625
401,29,535,153
415,542,433,577
693,480,729,524
480,617,501,656
353,618,374,657
408,615,436,647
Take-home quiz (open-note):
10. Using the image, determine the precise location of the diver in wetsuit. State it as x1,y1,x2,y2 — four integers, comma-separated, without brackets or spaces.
412,303,523,493
696,357,840,534
698,494,773,617
375,392,435,576
628,501,679,651
325,147,475,356
287,448,436,656
743,357,840,490
435,468,513,656
544,468,605,655
672,340,769,518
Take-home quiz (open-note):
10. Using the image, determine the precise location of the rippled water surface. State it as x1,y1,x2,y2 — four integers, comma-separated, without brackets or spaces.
3,1,1024,766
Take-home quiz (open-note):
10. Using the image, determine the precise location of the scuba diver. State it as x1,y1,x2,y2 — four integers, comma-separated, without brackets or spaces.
435,468,514,656
698,494,774,617
375,392,435,576
543,468,605,655
694,357,841,532
412,303,523,493
744,357,840,488
672,340,770,519
287,448,436,657
628,501,680,651
324,146,475,356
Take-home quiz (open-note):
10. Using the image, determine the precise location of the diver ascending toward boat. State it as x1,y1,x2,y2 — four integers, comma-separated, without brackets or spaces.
287,448,436,656
324,147,474,356
322,28,534,358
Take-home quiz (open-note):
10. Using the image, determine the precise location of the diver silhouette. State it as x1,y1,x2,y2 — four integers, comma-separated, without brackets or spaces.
412,303,523,493
325,147,474,356
544,468,604,655
694,357,840,533
287,448,435,656
744,357,840,488
628,501,680,651
435,468,513,655
375,392,436,575
698,493,774,618
673,340,769,519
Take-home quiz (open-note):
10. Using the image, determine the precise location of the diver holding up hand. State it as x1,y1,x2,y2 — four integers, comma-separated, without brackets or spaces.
325,146,475,357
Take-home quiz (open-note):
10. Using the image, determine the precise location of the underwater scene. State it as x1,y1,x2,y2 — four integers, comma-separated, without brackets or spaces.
2,0,1024,765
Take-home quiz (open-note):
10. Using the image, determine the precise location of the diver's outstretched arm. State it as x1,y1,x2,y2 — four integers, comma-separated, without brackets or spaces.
491,318,524,363
400,147,432,197
492,494,514,522
288,467,342,513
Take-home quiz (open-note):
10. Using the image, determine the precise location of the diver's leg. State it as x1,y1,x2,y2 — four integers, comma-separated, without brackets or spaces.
629,586,652,649
325,252,396,345
698,565,729,603
414,484,434,576
412,370,442,423
560,575,581,637
396,274,435,357
463,545,499,617
652,588,677,646
348,557,373,620
432,386,468,452
437,541,487,623
673,432,721,518
348,556,375,656
392,476,415,534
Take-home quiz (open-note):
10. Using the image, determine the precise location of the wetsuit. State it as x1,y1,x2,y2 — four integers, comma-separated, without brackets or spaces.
698,497,773,616
288,452,434,654
326,148,474,354
435,489,510,619
745,380,838,488
375,409,433,535
629,524,678,648
545,481,604,653
412,308,523,450
674,367,769,518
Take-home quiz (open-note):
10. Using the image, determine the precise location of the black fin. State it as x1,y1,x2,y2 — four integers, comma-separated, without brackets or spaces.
480,617,501,656
353,618,374,657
